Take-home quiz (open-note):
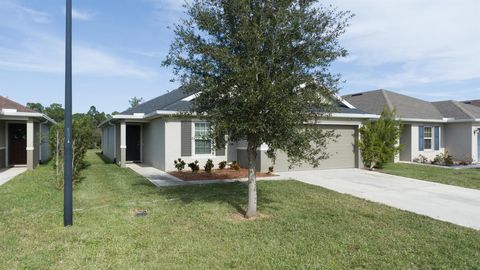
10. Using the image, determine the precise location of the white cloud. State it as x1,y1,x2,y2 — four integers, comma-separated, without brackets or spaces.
72,8,95,21
326,0,480,87
0,1,156,78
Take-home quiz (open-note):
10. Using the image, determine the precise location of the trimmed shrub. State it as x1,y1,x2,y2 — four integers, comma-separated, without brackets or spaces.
268,166,274,174
204,159,214,173
218,161,227,170
188,160,200,173
174,158,186,171
230,160,240,171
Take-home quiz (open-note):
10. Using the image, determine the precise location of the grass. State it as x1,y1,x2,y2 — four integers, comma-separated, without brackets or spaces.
382,163,480,190
0,151,479,269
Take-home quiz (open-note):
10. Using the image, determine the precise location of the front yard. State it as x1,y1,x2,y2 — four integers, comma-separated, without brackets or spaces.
382,163,480,190
1,151,479,269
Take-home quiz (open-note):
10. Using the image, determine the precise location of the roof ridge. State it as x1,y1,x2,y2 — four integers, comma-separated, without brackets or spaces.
380,89,394,111
451,100,476,119
0,96,34,112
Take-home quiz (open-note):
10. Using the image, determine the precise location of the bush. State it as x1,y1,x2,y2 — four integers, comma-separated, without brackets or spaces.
218,161,227,170
268,166,274,174
204,159,214,173
174,158,186,171
413,155,429,164
49,116,95,189
230,160,240,171
459,158,473,166
358,107,402,169
432,152,454,166
188,160,200,173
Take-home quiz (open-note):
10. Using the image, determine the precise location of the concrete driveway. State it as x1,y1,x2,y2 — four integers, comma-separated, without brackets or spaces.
278,169,480,230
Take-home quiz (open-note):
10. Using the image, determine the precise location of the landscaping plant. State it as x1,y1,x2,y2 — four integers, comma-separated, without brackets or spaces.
359,108,402,169
204,159,214,173
164,0,351,217
268,166,274,174
229,161,240,171
218,161,227,170
174,158,186,171
188,160,200,173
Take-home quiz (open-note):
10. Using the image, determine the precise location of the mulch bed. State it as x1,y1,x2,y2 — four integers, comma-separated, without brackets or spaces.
169,168,276,181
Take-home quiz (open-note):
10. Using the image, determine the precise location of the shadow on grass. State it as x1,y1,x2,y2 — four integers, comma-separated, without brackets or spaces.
154,181,277,215
96,152,116,165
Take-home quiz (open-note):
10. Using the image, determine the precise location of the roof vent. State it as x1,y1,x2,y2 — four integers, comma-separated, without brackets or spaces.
351,93,363,97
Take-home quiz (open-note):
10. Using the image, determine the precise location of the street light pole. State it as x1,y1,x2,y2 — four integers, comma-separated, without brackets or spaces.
64,0,73,226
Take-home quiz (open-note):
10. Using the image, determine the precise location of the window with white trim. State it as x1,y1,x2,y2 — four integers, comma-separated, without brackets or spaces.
424,126,432,150
194,122,212,155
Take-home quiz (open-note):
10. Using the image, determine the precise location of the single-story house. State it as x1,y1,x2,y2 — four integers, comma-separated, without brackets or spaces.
463,100,480,108
99,88,379,172
0,96,56,170
344,89,480,164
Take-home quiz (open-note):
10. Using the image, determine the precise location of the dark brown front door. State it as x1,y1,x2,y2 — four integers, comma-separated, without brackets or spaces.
9,123,27,165
126,125,141,162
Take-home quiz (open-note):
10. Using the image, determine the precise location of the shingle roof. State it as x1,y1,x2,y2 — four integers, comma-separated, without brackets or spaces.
463,100,480,108
121,87,372,116
343,89,445,120
432,100,480,119
121,87,191,115
0,96,35,113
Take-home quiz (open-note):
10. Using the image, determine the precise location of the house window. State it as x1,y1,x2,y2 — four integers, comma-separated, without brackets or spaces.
424,127,432,150
194,122,212,155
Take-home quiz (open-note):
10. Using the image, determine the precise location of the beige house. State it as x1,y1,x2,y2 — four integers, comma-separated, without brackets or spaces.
344,90,480,164
0,96,56,170
100,88,378,172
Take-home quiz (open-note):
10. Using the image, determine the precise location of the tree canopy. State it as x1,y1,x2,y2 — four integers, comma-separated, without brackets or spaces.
164,0,352,217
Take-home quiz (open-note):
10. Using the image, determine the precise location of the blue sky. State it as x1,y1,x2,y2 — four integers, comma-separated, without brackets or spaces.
0,0,479,113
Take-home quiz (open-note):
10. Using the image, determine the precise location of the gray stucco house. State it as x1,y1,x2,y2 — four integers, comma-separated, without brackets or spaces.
100,88,378,172
344,90,480,164
0,96,55,170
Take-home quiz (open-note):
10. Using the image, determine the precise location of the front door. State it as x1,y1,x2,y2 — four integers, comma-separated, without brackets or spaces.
126,125,141,162
8,123,27,165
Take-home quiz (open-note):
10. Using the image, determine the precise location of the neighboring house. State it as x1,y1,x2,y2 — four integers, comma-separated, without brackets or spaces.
344,90,480,163
0,96,56,170
99,88,378,172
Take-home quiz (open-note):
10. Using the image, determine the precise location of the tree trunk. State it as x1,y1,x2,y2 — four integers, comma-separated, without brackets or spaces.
245,143,257,218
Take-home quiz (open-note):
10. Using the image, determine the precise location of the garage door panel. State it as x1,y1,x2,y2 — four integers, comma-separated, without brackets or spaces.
270,125,357,171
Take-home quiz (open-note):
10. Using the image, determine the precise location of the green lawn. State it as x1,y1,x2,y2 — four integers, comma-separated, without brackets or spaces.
382,163,480,190
1,152,479,269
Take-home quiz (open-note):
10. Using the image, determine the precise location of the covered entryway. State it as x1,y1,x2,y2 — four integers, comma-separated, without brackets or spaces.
8,123,27,165
272,125,358,171
126,125,141,162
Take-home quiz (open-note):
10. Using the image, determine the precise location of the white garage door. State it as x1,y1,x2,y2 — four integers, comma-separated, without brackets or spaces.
272,125,358,171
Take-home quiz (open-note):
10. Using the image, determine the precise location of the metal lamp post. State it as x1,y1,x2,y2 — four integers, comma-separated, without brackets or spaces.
64,0,73,226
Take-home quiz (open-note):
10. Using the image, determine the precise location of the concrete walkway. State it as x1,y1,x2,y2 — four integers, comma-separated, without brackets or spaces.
126,163,284,187
0,167,27,186
278,169,480,230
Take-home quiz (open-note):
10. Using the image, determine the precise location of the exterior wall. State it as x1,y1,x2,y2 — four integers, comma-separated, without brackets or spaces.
444,122,473,162
472,125,479,163
101,124,116,162
40,123,52,162
33,122,40,168
163,120,228,172
0,120,5,169
399,125,412,161
410,123,446,162
142,119,166,170
115,123,121,165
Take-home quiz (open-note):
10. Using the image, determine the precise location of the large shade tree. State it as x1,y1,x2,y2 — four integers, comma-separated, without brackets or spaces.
164,0,352,218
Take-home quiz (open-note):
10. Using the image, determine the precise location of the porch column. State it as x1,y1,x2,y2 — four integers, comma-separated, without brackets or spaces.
26,119,35,170
356,124,363,168
120,120,126,167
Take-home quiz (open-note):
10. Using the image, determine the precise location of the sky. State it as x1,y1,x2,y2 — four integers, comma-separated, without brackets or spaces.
0,0,479,114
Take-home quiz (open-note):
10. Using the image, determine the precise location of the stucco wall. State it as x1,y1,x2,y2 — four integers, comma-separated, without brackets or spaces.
410,124,446,162
101,124,116,162
399,125,412,161
40,123,52,162
0,120,5,169
472,125,479,163
33,122,40,168
163,120,228,172
142,119,166,170
445,122,473,162
115,123,121,164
